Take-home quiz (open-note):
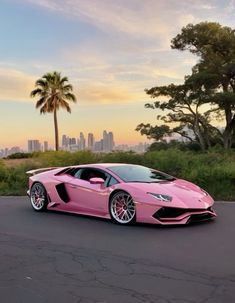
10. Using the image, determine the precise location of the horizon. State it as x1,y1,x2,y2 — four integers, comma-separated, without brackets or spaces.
1,0,235,149
1,130,151,151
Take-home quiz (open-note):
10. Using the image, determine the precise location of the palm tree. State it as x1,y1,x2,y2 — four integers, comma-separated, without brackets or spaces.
30,71,77,151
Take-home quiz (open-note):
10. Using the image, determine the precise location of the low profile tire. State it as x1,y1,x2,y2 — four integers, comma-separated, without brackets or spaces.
109,191,136,225
30,182,48,212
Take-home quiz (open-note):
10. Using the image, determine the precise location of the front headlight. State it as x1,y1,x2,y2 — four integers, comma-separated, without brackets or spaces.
147,192,172,202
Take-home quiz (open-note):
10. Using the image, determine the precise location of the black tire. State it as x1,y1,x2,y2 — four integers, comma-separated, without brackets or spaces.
109,191,136,225
30,182,48,212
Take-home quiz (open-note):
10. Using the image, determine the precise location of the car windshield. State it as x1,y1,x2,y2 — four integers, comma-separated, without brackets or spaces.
107,165,175,183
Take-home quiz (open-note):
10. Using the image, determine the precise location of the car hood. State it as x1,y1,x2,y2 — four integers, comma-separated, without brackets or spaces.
127,179,213,209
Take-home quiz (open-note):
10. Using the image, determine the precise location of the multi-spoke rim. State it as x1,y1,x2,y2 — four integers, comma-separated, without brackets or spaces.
30,183,46,210
110,192,135,224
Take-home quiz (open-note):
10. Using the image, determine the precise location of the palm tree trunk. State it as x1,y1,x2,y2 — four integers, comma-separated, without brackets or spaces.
54,109,59,151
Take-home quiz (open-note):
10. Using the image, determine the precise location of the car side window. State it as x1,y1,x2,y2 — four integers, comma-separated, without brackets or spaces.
73,169,82,178
79,168,107,182
68,167,118,187
66,168,82,177
107,176,119,187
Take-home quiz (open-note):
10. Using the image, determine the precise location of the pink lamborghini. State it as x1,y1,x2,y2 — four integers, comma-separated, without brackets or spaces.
27,163,216,225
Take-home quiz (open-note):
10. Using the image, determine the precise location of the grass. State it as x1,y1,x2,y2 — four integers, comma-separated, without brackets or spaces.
1,149,235,200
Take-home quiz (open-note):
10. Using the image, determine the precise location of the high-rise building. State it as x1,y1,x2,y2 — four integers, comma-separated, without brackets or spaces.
102,130,114,152
62,135,68,148
28,140,41,152
43,141,48,152
69,137,76,145
79,132,86,150
103,130,108,151
108,132,114,151
88,133,95,150
94,139,103,152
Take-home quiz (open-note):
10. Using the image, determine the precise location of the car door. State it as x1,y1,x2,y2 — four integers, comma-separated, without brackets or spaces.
65,168,111,216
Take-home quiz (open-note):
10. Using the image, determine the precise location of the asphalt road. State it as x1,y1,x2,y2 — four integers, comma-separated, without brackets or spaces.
0,197,235,303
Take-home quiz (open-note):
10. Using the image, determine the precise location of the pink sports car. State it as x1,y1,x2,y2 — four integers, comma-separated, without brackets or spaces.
27,163,216,225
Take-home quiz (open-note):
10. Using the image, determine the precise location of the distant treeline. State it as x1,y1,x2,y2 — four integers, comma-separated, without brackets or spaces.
5,152,33,159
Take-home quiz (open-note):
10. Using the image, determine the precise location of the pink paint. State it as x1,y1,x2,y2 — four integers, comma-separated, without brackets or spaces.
27,163,216,225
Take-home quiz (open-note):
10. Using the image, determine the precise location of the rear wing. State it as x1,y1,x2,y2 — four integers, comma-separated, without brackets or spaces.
26,167,58,176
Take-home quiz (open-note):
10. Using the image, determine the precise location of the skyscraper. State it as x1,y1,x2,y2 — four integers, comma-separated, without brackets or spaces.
28,140,41,152
108,132,114,151
62,135,68,148
94,139,103,152
69,137,76,145
102,130,114,152
79,132,86,150
88,133,95,150
43,141,48,152
103,130,108,151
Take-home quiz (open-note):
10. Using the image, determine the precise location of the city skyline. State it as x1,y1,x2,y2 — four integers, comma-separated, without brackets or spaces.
0,128,150,157
1,1,235,148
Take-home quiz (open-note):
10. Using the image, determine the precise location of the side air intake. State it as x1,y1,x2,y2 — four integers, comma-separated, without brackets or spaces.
55,183,70,203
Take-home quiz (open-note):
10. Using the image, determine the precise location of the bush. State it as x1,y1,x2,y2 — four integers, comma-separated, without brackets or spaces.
1,149,235,200
6,152,33,159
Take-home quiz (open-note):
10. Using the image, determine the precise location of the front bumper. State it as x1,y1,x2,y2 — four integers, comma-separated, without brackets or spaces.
135,202,217,225
153,206,216,224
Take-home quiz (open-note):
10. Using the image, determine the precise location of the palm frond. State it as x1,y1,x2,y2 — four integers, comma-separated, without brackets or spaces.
35,79,48,88
43,72,53,79
65,92,77,103
62,84,73,92
30,88,44,97
40,104,49,114
40,101,54,114
59,99,72,113
60,76,68,86
35,97,47,109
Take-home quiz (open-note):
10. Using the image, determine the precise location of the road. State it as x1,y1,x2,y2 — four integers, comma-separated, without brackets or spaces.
0,197,235,303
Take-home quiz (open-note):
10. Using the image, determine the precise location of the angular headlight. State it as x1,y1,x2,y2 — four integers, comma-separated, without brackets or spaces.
147,193,172,202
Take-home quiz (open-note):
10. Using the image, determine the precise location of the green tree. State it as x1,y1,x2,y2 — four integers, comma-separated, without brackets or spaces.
136,124,171,142
171,22,235,149
137,22,235,150
136,81,222,151
30,71,77,151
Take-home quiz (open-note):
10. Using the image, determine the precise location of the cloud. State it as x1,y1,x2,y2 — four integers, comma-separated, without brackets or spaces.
225,0,235,12
21,0,201,44
77,82,145,105
4,0,223,106
0,67,35,102
0,64,146,105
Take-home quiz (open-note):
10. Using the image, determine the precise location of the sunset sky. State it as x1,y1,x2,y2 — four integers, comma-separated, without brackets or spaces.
1,0,235,149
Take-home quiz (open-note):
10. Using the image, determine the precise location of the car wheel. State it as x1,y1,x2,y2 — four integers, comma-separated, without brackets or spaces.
109,191,136,224
30,182,48,212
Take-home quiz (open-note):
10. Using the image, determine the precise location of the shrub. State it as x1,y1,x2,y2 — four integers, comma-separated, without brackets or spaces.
1,149,235,200
6,152,33,159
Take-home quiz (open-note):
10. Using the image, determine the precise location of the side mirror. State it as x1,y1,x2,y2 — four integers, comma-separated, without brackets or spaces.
89,177,105,185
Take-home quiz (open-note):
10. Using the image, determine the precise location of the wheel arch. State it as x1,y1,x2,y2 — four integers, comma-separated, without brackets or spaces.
30,181,51,203
109,188,133,203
